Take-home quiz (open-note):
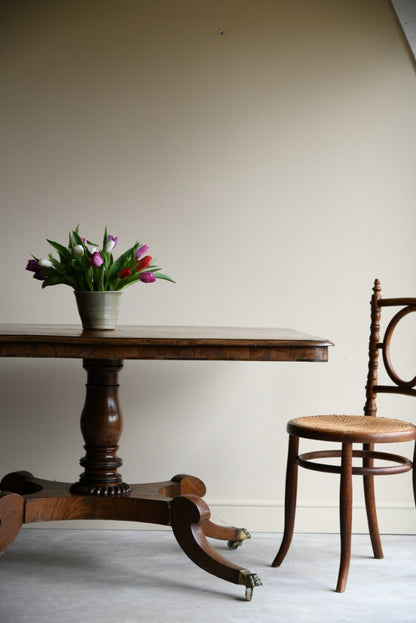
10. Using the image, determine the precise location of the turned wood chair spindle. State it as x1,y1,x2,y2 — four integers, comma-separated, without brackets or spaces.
272,279,416,592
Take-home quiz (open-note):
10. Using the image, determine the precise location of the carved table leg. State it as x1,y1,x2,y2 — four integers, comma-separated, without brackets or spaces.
170,493,262,600
70,359,130,496
0,491,24,556
160,474,252,549
204,521,251,550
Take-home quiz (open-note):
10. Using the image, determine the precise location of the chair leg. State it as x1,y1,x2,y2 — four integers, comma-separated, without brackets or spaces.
271,434,299,567
412,442,416,508
336,442,353,593
363,443,383,559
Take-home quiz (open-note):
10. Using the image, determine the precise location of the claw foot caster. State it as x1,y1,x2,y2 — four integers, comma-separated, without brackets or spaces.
238,569,262,601
227,528,251,550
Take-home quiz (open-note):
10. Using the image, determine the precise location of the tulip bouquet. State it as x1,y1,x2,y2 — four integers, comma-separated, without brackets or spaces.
26,226,174,291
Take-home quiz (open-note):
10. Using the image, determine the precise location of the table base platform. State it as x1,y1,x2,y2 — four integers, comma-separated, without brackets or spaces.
0,471,261,600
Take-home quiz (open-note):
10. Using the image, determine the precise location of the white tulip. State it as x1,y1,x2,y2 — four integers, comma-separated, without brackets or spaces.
38,258,53,268
74,244,84,257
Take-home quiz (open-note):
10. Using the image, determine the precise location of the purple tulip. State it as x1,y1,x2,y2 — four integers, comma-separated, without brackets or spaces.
139,271,155,283
90,251,104,267
33,271,47,281
26,259,40,272
25,259,46,280
135,244,149,260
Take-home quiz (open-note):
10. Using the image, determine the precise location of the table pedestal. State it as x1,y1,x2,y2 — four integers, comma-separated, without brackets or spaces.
0,358,261,600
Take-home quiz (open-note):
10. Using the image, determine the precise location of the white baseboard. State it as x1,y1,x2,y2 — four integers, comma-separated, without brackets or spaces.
207,500,416,534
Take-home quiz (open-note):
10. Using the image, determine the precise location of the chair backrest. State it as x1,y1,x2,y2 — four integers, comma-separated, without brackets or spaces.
364,279,416,416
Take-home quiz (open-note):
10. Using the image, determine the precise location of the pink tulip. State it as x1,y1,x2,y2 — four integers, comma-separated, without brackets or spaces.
90,251,104,267
135,244,149,260
139,271,155,283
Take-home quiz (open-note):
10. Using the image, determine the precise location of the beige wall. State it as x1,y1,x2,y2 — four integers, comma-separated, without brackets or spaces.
0,0,415,533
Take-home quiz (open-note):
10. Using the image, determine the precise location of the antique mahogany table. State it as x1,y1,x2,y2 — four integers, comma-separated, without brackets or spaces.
0,324,332,599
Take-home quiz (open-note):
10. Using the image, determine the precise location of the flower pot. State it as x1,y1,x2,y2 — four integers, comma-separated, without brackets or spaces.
74,291,122,330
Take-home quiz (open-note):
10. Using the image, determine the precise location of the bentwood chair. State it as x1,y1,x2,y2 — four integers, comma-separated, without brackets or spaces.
272,279,416,592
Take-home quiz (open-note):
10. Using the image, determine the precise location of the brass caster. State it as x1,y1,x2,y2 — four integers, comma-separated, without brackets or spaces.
238,569,262,601
227,528,251,550
227,539,241,550
245,586,253,601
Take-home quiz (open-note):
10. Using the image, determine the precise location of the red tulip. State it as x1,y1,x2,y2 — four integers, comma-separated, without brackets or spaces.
136,255,152,271
118,267,131,279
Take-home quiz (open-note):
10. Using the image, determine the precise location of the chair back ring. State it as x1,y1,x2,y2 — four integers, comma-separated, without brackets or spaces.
382,305,416,389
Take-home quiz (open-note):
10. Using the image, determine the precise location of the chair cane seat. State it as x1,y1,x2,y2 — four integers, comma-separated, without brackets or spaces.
288,414,416,444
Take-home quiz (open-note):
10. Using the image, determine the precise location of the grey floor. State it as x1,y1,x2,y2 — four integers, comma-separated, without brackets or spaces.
0,529,414,623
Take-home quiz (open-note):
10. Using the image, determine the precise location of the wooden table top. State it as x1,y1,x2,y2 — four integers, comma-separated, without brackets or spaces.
0,324,333,362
